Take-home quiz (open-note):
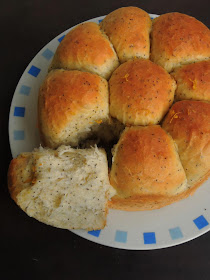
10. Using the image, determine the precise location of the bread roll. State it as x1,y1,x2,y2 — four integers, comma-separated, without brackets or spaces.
151,13,210,72
109,59,176,126
100,7,152,63
49,22,119,79
109,126,187,211
162,100,210,190
172,60,210,101
38,69,110,149
8,145,115,230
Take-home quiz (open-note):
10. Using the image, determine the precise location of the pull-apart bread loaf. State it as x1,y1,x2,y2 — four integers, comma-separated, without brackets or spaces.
8,7,210,222
162,100,210,190
109,59,176,126
151,13,210,72
171,60,210,101
100,7,152,63
109,126,187,211
8,146,115,230
49,22,119,79
38,69,117,149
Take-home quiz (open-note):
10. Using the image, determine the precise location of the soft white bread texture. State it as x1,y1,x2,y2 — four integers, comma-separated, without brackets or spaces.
38,69,110,149
171,60,210,101
109,59,176,126
162,100,210,190
109,126,187,211
100,7,152,63
8,146,115,230
49,22,119,79
151,13,210,72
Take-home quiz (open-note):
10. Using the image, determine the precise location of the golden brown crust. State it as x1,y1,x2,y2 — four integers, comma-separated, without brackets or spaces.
39,69,101,133
162,100,210,188
49,22,119,79
108,172,210,211
38,69,109,148
151,13,210,72
109,126,187,210
171,60,210,101
8,154,34,203
109,192,187,211
100,7,152,63
109,59,176,125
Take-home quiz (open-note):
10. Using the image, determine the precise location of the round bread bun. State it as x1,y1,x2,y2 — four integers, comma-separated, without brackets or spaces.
109,125,187,211
49,22,119,79
109,59,176,126
38,69,110,148
162,100,210,190
151,13,210,72
100,7,152,63
171,60,210,102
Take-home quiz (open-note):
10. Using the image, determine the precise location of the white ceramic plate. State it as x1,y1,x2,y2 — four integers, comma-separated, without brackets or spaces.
9,14,210,250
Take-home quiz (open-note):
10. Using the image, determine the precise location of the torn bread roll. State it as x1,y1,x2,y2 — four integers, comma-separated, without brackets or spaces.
8,145,115,230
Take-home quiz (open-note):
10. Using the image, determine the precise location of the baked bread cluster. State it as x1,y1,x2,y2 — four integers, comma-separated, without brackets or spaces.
8,7,210,229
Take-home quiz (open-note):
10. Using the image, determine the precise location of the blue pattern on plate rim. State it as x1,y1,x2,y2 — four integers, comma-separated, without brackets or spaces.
19,85,31,96
14,130,25,140
193,215,209,230
28,65,41,77
143,232,156,244
169,227,183,240
42,48,54,60
14,106,25,117
88,230,101,237
58,35,65,42
115,230,127,243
